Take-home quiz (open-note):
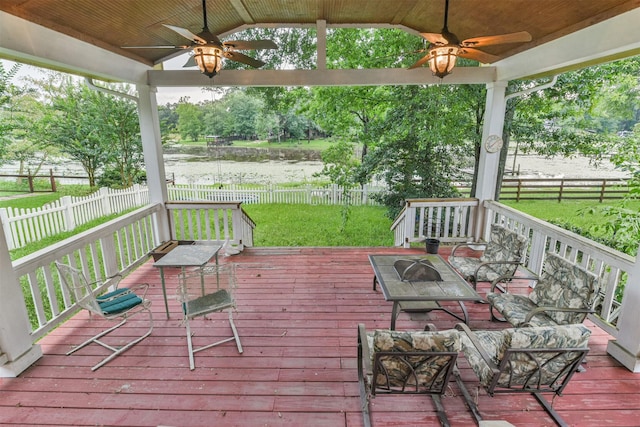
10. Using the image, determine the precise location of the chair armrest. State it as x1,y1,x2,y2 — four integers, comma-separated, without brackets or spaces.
358,324,373,375
524,306,596,325
454,323,500,373
128,282,150,299
90,273,123,289
450,242,487,258
490,269,540,293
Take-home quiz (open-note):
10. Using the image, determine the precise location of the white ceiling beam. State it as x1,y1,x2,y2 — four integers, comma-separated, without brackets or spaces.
0,11,151,84
148,66,496,87
496,7,640,81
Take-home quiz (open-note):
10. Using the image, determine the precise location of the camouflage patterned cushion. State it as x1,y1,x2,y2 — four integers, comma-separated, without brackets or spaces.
499,324,591,387
459,329,508,386
529,253,598,325
486,292,557,327
460,325,591,389
370,329,459,391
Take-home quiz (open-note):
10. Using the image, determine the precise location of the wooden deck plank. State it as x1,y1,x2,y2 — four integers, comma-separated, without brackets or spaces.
0,246,637,426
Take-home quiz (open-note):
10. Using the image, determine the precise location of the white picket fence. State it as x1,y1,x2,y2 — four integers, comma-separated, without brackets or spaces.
1,183,383,250
168,183,383,205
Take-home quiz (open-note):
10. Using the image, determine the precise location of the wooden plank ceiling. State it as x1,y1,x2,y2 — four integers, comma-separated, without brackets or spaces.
1,0,639,68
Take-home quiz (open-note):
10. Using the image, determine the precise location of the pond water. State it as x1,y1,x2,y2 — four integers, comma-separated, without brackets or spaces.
0,152,629,187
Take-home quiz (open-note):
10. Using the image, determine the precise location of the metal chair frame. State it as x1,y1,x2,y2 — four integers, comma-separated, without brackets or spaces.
55,262,153,371
454,323,589,427
179,265,242,370
357,324,458,427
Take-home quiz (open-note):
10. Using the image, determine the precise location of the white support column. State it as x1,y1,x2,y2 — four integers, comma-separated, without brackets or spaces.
0,219,42,377
136,83,170,243
607,243,640,372
474,81,508,238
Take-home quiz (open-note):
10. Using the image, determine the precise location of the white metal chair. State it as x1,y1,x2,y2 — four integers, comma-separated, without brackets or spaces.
178,264,242,370
55,262,153,371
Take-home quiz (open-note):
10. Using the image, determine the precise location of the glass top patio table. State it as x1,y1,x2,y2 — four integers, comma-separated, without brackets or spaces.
153,243,222,319
368,254,482,330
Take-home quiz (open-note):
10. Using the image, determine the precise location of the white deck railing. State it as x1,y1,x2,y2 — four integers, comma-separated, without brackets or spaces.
485,200,633,336
391,198,479,247
166,201,255,249
12,204,162,341
10,200,256,345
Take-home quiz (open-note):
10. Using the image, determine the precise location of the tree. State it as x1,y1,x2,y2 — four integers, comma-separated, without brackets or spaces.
158,103,179,137
0,62,23,165
176,98,204,141
96,84,144,187
360,84,473,217
223,90,264,139
36,76,142,187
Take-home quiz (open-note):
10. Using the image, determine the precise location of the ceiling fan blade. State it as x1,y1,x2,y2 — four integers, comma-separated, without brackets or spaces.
163,24,206,44
461,31,532,48
223,51,265,68
420,32,448,45
183,56,197,68
458,48,500,64
408,54,430,70
223,39,278,50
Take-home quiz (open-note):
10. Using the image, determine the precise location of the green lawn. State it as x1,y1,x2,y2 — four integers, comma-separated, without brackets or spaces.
243,204,393,246
501,199,640,238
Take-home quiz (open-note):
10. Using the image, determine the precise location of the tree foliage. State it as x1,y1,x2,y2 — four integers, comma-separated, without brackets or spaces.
35,76,142,187
0,62,24,165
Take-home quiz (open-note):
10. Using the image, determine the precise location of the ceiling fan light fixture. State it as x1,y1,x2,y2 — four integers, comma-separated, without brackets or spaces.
428,44,459,78
193,45,223,78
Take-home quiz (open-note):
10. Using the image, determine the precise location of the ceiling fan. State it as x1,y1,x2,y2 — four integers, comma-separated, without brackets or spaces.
123,0,277,78
410,0,532,78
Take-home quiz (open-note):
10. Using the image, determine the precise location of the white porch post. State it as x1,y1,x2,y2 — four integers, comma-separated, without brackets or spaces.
607,244,640,372
0,222,42,377
474,81,508,238
137,83,170,242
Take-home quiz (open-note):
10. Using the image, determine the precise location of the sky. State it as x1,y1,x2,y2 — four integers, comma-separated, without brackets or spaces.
2,57,213,105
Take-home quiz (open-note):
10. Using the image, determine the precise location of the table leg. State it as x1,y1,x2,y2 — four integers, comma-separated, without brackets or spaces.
159,267,170,319
390,301,400,330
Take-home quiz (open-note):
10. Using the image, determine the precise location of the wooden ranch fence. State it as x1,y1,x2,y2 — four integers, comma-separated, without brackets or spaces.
0,170,91,193
499,177,629,202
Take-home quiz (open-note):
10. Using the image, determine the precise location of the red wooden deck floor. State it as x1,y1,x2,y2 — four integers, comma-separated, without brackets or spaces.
1,246,639,426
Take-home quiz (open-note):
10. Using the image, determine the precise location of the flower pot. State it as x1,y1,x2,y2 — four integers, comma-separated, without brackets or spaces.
425,238,440,254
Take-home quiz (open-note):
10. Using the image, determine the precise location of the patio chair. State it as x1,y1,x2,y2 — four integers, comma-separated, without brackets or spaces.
55,262,153,371
454,323,591,426
449,224,529,290
178,264,242,370
486,252,599,327
357,323,459,427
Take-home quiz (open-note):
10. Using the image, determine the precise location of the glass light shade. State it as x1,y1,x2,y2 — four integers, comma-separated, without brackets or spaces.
428,45,459,79
193,45,223,78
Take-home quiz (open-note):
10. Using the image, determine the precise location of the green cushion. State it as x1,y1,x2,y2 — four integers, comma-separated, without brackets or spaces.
98,288,142,314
